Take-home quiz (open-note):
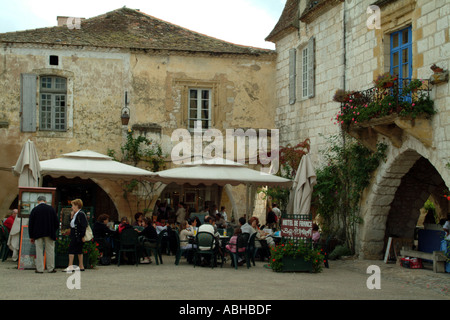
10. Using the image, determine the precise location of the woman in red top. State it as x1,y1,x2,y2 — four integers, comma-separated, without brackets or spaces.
3,209,18,232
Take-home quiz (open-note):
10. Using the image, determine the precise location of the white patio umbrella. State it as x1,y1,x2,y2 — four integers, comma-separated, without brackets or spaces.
286,153,317,216
153,157,292,187
13,139,41,187
39,150,156,180
153,157,292,217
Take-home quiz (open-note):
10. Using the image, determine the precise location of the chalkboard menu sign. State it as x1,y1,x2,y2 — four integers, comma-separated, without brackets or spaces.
18,225,38,270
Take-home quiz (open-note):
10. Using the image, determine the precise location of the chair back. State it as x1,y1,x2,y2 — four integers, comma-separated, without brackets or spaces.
120,228,138,246
236,232,250,250
247,232,257,251
157,229,169,244
196,231,215,250
0,225,9,242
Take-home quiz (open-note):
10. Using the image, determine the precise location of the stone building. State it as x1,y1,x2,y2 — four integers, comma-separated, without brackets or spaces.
0,7,276,222
267,0,449,258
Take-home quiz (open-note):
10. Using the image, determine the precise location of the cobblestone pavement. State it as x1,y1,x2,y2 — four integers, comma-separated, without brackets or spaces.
0,255,448,300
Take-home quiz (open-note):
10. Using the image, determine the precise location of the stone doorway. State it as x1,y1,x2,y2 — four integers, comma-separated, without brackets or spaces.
358,148,449,259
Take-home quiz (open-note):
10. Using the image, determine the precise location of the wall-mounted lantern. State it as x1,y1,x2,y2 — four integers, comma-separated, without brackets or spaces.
121,91,130,125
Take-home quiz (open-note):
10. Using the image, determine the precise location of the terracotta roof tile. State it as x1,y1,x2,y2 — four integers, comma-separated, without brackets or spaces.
0,7,273,56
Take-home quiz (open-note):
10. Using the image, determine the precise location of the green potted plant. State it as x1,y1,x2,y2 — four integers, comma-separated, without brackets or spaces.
374,72,397,89
269,240,325,273
55,236,100,269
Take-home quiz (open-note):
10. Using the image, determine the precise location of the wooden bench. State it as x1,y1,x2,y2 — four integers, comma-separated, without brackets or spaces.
400,248,447,273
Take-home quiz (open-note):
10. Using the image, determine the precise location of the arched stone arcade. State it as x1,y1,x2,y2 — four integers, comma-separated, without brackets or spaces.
357,140,449,259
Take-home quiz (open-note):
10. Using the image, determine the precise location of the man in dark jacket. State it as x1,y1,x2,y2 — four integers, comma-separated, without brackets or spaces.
28,195,59,273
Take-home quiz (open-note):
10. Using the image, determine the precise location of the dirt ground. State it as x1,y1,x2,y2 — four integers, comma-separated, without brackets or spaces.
0,255,448,301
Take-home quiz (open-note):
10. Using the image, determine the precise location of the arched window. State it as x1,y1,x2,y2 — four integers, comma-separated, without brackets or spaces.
39,76,67,131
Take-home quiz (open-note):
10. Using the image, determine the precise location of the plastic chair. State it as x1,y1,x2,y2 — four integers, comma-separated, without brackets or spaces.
227,232,250,269
174,231,189,265
193,232,218,268
246,232,257,267
117,228,139,266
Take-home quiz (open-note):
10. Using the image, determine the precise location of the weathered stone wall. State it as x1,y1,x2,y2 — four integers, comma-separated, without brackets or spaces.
273,0,449,258
0,43,276,220
274,3,344,165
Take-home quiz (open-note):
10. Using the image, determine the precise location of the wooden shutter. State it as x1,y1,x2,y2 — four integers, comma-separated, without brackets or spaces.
307,37,315,98
20,73,37,132
289,48,296,105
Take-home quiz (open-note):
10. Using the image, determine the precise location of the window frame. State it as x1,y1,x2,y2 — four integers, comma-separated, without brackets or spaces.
188,88,212,132
390,26,412,80
39,75,68,132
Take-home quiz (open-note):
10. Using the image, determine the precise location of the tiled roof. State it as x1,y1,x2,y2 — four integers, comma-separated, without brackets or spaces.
265,0,299,42
0,7,273,56
300,0,343,23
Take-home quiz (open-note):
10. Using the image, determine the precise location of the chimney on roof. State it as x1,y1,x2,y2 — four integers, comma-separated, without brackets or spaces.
57,16,85,27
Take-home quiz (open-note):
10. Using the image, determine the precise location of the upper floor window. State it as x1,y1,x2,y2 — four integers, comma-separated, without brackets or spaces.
39,76,67,131
188,88,211,131
390,26,412,80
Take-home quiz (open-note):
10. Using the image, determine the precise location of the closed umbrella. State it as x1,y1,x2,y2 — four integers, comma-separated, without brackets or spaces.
287,154,317,216
13,139,41,187
10,139,41,261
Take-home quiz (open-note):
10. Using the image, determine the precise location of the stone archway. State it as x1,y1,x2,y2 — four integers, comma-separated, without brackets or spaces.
357,145,448,259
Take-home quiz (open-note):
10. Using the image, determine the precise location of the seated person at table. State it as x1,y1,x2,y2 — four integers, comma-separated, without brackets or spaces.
187,217,198,234
249,217,274,261
138,218,158,263
118,217,133,234
179,220,195,250
225,227,246,266
93,214,115,259
239,217,254,235
132,212,145,227
215,213,227,229
225,227,246,253
198,216,220,250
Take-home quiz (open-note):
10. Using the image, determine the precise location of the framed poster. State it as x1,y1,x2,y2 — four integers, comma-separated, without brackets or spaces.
18,187,56,218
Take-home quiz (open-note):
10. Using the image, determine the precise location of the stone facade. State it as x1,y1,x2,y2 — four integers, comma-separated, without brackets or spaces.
0,8,276,221
268,0,449,258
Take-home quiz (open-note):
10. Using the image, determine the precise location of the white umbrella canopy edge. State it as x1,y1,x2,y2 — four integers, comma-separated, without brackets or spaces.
39,150,156,181
153,158,293,187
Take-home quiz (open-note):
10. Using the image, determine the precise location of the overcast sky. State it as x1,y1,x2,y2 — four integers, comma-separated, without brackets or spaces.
0,0,286,49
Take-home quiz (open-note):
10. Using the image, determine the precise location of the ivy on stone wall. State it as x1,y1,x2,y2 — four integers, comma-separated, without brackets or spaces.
312,133,388,253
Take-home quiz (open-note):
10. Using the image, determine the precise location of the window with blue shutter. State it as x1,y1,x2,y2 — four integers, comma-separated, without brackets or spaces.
20,73,37,132
390,27,412,80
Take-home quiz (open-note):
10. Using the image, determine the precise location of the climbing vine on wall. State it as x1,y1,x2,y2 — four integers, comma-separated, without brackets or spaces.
312,134,388,253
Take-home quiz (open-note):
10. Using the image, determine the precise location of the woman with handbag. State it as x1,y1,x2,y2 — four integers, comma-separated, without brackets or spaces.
65,198,88,272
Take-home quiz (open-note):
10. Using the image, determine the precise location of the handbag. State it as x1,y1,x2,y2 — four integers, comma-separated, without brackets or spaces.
83,225,93,242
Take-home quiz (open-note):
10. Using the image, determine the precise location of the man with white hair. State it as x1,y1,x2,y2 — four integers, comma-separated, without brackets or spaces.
28,196,59,273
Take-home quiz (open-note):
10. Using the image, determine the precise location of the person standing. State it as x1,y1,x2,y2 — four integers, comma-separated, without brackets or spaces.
65,199,88,272
175,202,186,225
271,203,281,228
28,196,59,273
